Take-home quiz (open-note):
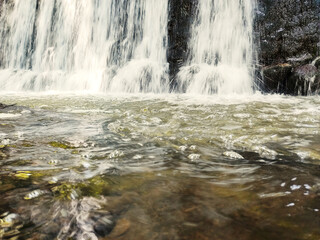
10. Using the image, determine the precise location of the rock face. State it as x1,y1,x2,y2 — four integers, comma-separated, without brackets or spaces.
257,0,320,95
168,0,197,90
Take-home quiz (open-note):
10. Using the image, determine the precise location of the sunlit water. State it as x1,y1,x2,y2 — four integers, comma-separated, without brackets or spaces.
0,94,319,240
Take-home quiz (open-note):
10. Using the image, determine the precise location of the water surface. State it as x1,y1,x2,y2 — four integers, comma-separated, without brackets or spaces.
0,93,319,239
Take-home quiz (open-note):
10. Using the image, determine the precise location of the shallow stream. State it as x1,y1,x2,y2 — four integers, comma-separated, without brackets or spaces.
0,93,319,240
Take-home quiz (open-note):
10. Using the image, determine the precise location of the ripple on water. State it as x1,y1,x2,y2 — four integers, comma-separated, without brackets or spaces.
0,94,320,239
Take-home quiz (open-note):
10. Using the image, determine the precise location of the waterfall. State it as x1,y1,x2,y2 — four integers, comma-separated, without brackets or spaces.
0,0,256,94
0,0,169,93
175,0,256,95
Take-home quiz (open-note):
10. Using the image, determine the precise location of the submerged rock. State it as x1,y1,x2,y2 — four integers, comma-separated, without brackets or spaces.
49,141,75,149
106,218,131,238
94,215,114,237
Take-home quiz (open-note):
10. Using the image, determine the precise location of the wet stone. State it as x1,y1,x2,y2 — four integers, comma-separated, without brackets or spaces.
106,218,131,238
94,215,114,237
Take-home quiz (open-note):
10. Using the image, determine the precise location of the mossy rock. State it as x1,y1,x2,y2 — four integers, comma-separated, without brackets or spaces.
49,141,75,150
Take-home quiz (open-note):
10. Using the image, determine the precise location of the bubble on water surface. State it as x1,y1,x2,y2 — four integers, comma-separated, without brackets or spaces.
290,185,301,191
304,184,312,190
286,203,295,207
133,155,143,160
108,150,124,159
253,146,277,160
48,160,60,165
189,145,197,150
188,154,201,161
179,146,188,151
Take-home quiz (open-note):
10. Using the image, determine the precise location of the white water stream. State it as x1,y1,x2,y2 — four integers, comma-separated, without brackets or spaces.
0,0,256,94
0,0,169,93
176,0,256,94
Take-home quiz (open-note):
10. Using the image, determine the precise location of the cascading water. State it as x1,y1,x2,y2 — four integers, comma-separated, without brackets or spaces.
0,0,169,93
175,0,256,95
0,0,256,94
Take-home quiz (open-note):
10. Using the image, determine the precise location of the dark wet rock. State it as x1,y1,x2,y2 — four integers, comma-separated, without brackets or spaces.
311,70,320,94
168,0,198,89
262,62,320,95
314,57,320,69
0,183,15,192
286,53,314,67
0,103,16,109
256,0,320,66
287,64,318,95
262,64,292,93
94,215,115,237
256,0,320,94
105,192,141,216
295,64,318,79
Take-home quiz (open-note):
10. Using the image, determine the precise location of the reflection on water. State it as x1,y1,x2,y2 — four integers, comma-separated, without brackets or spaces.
0,94,319,239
